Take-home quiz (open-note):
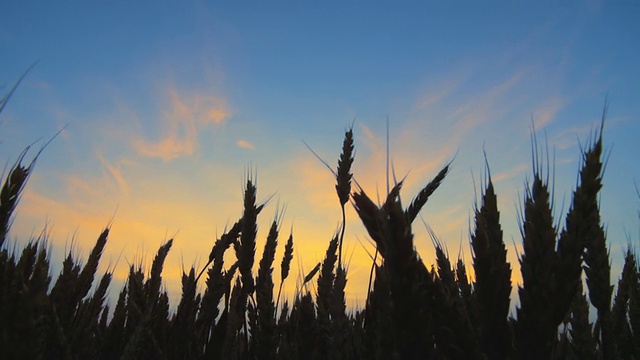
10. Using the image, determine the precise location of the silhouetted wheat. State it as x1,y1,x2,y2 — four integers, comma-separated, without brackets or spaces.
515,160,560,359
612,247,638,357
255,217,280,360
470,170,512,360
568,281,598,359
336,127,354,268
276,233,294,311
2,85,637,359
0,151,33,248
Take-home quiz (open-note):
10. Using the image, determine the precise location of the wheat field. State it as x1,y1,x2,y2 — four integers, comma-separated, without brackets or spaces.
1,86,639,359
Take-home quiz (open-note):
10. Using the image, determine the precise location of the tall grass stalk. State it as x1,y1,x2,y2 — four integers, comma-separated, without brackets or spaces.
471,170,512,360
2,92,635,359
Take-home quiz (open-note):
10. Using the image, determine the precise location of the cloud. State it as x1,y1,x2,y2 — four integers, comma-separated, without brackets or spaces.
236,139,255,150
406,69,530,158
359,75,522,196
16,188,114,238
533,97,563,129
415,74,467,110
134,88,231,160
493,163,529,183
64,175,99,198
97,153,130,195
290,153,337,215
550,122,596,151
353,122,455,207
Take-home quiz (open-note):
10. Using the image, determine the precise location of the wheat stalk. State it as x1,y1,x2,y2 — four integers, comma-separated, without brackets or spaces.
276,232,294,313
515,172,558,359
336,127,354,267
0,152,32,248
470,171,512,360
568,281,597,359
405,163,450,224
612,247,637,356
255,216,280,359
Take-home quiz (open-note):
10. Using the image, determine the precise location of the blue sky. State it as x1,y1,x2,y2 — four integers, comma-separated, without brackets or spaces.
2,1,639,309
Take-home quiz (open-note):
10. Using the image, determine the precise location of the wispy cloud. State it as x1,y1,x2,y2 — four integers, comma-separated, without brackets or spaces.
290,152,337,215
412,58,477,111
408,69,530,150
493,163,529,183
416,77,464,110
97,153,130,195
236,139,255,150
362,69,533,202
533,97,563,129
17,188,114,237
134,88,231,160
550,122,599,150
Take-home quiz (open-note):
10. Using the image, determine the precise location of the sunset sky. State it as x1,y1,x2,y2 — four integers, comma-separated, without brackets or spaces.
2,2,639,310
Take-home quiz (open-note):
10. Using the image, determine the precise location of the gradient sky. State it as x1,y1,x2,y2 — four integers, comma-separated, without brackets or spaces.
2,2,639,310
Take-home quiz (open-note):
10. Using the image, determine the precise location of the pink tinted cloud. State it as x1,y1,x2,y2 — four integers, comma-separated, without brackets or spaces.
134,88,231,160
533,97,563,129
236,139,255,150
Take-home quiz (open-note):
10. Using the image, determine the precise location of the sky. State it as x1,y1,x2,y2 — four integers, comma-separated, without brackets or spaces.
1,1,639,311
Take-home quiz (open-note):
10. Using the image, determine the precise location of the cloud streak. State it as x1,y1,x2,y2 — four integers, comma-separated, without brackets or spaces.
533,97,563,130
134,88,231,160
236,139,255,150
97,153,130,195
